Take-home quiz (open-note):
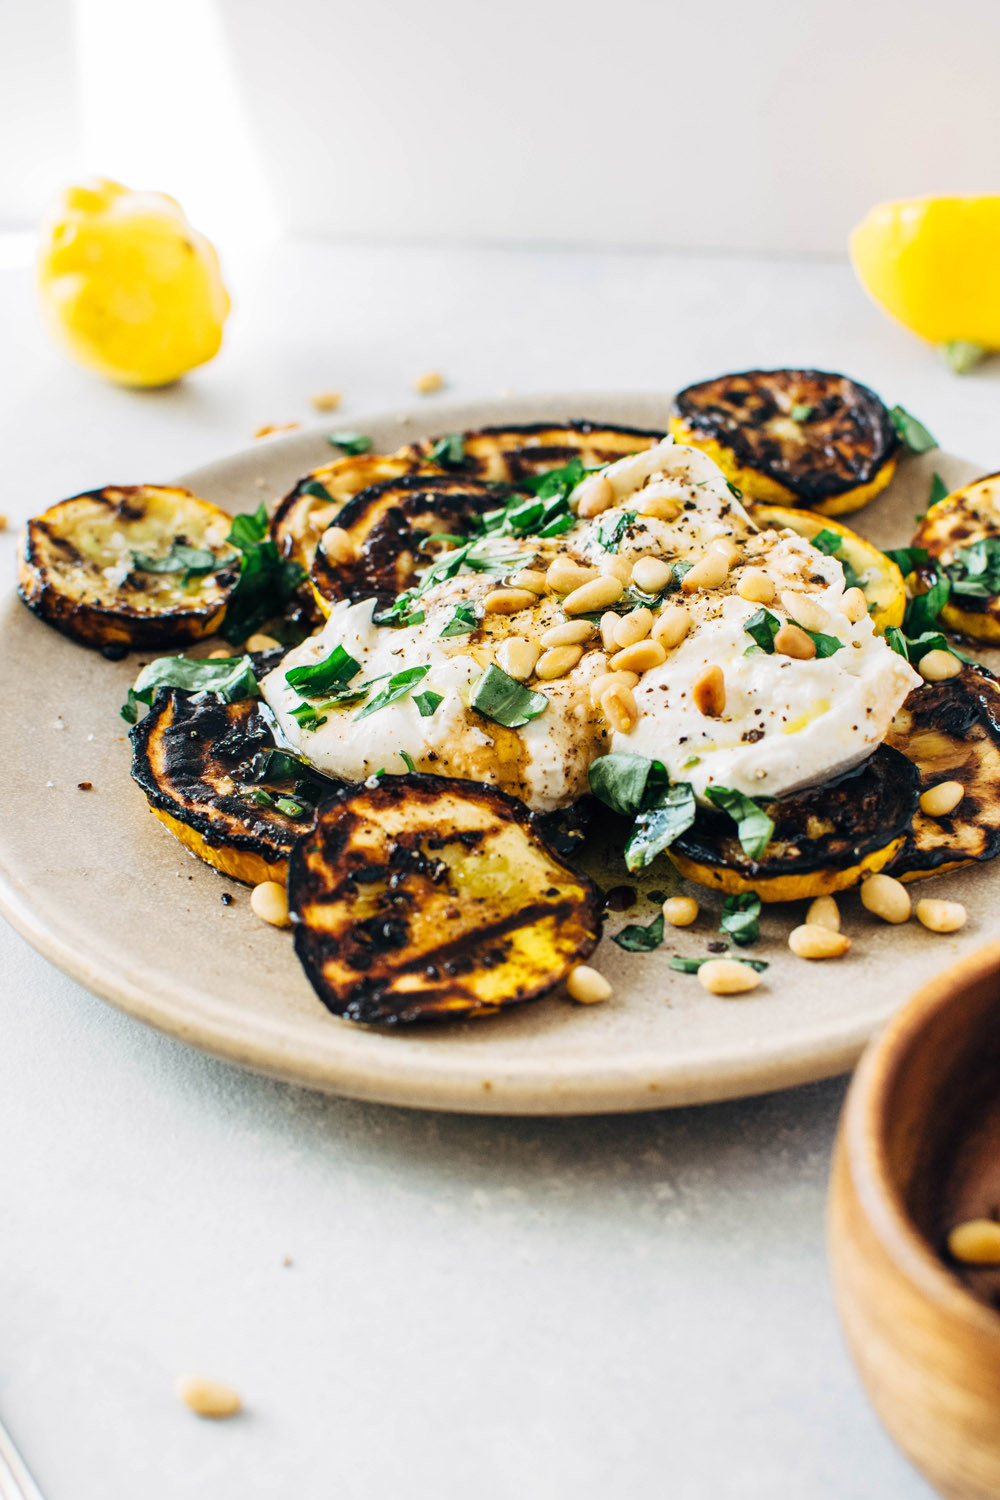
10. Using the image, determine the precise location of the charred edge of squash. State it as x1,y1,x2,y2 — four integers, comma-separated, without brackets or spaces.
410,420,665,480
289,774,603,1026
269,452,426,564
669,747,920,903
130,689,321,880
148,806,289,886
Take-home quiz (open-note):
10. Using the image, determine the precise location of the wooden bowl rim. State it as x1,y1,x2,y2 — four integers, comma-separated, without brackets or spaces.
842,938,1000,1337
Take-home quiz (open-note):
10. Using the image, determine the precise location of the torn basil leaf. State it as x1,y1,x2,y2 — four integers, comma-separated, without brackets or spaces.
290,701,328,730
326,432,373,456
275,796,304,817
885,545,929,576
720,892,761,947
928,472,949,508
589,755,695,871
284,643,360,697
903,573,950,636
354,665,431,720
744,607,780,653
795,624,843,658
945,537,1000,600
413,689,444,718
889,405,937,455
440,602,479,637
625,784,697,873
129,654,260,715
589,753,667,817
809,529,862,592
594,509,636,553
705,785,774,859
301,480,332,501
885,625,908,659
222,503,306,644
469,666,547,728
427,432,465,467
726,480,743,500
612,912,664,952
132,543,219,577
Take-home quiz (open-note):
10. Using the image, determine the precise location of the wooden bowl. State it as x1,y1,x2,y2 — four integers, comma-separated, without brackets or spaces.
829,940,1000,1500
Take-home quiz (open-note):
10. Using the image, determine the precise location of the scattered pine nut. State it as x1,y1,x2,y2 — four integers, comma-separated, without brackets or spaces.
540,619,595,649
780,590,828,635
806,895,840,932
918,649,962,681
600,681,638,733
591,669,638,706
245,633,281,653
710,537,741,567
482,587,537,615
663,895,698,927
599,611,620,652
508,568,548,594
319,526,356,565
536,644,583,680
254,421,301,439
788,924,851,959
251,881,291,928
309,391,342,412
915,898,967,933
682,550,729,593
736,568,775,604
861,873,911,925
414,371,445,395
175,1376,242,1420
919,780,964,818
774,623,816,660
567,964,612,1004
208,647,235,659
575,474,614,518
947,1219,1000,1264
495,637,539,681
599,554,634,585
562,576,624,615
698,959,761,996
546,557,598,593
613,608,654,649
693,664,726,717
637,494,682,520
652,605,692,650
631,556,673,594
609,639,666,675
0,515,8,532
841,587,868,622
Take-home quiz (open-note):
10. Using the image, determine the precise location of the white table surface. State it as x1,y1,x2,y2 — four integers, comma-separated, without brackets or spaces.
5,233,996,1500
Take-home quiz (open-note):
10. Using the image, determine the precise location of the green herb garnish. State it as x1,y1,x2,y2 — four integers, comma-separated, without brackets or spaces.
720,893,761,947
744,607,781,653
904,574,950,636
810,529,863,591
725,480,743,500
440,602,479,637
301,479,332,500
399,751,417,773
794,624,843,658
354,665,431,720
326,432,373,456
889,405,937,455
670,955,769,974
131,543,220,579
885,625,908,660
427,432,465,467
594,509,636,553
275,797,304,817
613,912,665,952
222,503,306,644
790,403,814,423
289,701,328,730
885,545,929,576
944,537,1000,600
248,788,276,807
413,689,444,717
123,653,260,724
928,472,949,508
469,666,548,728
705,786,774,859
284,643,360,697
588,754,696,872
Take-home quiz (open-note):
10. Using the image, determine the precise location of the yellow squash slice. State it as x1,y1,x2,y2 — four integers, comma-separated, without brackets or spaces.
752,505,906,632
912,471,1000,643
289,774,602,1024
270,450,426,574
408,420,662,483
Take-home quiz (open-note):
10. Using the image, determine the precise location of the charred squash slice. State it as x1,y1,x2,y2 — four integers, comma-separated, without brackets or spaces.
751,505,906,632
18,485,239,650
912,472,1000,643
270,450,426,574
885,665,1000,881
408,421,663,483
289,774,602,1024
131,690,335,885
309,473,509,612
668,746,920,902
670,370,899,516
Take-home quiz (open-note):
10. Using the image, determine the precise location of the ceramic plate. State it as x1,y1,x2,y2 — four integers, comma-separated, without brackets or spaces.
0,393,993,1114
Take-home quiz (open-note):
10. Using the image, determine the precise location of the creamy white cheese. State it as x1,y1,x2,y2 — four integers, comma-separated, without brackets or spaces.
263,436,921,811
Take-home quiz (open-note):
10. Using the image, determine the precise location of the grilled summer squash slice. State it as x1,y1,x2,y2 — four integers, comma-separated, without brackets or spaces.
751,505,906,632
409,420,663,483
309,473,508,612
885,665,1000,881
670,370,899,516
270,450,426,574
131,690,334,885
18,485,239,649
912,471,1000,643
289,774,603,1024
668,746,920,902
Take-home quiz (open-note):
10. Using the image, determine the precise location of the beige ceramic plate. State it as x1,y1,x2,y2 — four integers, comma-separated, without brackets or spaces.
0,394,995,1114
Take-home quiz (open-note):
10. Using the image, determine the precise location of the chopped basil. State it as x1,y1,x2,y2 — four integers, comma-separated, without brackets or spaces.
469,665,548,728
131,543,220,579
903,573,950,636
399,751,417,773
670,955,769,974
725,480,743,500
889,405,937,455
885,625,908,660
290,701,328,730
354,665,431,720
126,654,260,723
928,472,949,508
427,432,465,467
594,509,636,553
326,432,373,456
945,537,1000,600
884,625,971,667
248,788,276,808
440,602,479,637
720,892,761,947
790,403,814,423
810,529,862,592
284,643,360,697
589,753,666,816
705,785,774,859
885,545,929,576
121,690,139,724
373,593,426,628
589,755,695,872
794,623,843,658
612,912,664,952
301,479,332,500
672,560,693,586
227,505,269,550
413,689,444,717
625,784,697,873
275,796,304,817
222,503,306,644
744,607,781,653
681,755,701,769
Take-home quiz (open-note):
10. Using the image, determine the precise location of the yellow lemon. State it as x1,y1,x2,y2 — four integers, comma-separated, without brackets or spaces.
38,178,230,387
850,196,1000,373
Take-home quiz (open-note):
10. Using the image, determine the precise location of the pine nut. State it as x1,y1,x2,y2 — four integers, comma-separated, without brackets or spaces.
609,639,667,675
842,586,868,622
599,555,634,584
591,670,638,706
919,649,962,681
508,568,549,594
652,605,692,650
566,963,612,1003
208,646,236,659
774,623,816,660
638,493,682,520
600,611,620,652
698,959,761,996
319,525,356,565
682,550,729,592
693,665,726,717
663,895,698,927
536,644,583,680
575,474,614,518
947,1219,1000,1264
600,681,638,733
780,590,827,635
861,873,911,924
916,898,967,933
175,1376,242,1419
546,557,598,593
737,568,775,604
245,633,281,653
806,895,840,932
414,370,444,394
631,556,674,594
613,609,655,649
788,924,851,959
562,576,625,615
251,881,291,927
482,587,537,615
540,619,595,648
919,780,964,818
710,537,742,567
495,637,539,681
